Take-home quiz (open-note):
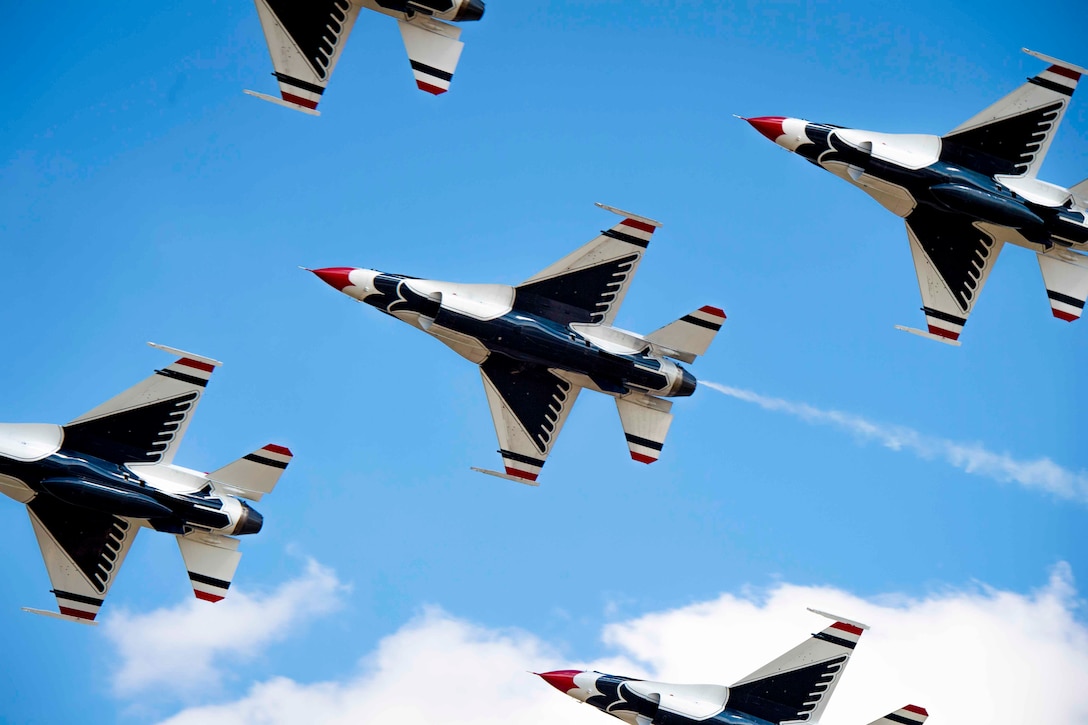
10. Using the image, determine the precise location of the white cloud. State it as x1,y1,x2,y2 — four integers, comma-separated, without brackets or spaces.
703,381,1088,505
103,558,347,698
152,565,1088,725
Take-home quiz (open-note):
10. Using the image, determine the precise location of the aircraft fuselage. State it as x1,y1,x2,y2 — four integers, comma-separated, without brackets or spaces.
0,425,262,536
358,272,697,398
792,122,1088,250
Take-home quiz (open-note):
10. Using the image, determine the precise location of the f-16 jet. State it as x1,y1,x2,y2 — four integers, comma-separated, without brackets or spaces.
538,609,928,725
0,344,292,624
745,49,1088,344
309,204,725,484
246,0,485,115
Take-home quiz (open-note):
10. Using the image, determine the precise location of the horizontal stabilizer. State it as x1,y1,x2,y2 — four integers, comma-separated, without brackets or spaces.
868,705,929,725
728,609,867,724
616,394,673,464
470,467,540,487
1037,250,1088,321
398,17,464,95
177,533,242,603
1071,177,1088,206
210,444,293,501
646,306,726,363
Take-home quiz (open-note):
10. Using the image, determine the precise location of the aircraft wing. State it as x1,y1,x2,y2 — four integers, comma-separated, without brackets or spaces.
63,344,221,466
474,356,582,484
899,207,1005,344
247,0,362,114
515,204,661,326
943,49,1084,178
24,496,139,623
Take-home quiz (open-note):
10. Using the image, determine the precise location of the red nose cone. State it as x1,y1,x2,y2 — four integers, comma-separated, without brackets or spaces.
311,267,356,291
746,116,788,143
538,670,581,694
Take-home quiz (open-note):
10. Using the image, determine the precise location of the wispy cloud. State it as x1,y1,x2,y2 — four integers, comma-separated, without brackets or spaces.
703,382,1088,505
103,558,347,698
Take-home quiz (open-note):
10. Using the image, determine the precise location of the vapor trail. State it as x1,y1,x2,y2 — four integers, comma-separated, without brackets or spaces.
703,381,1088,505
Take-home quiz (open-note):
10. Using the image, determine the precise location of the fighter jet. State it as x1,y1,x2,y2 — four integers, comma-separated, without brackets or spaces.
0,344,292,624
309,203,725,484
246,0,485,115
745,49,1088,345
538,609,928,725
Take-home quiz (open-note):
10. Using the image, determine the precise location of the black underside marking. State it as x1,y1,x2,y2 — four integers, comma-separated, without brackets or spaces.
813,631,857,649
922,306,968,326
273,71,326,95
263,0,351,80
483,356,573,455
409,60,453,82
886,714,918,725
188,571,231,590
30,497,129,594
907,207,997,313
679,314,721,331
51,589,104,607
243,453,289,469
601,228,650,249
728,656,847,725
1047,289,1085,308
624,433,663,451
63,392,199,465
1029,75,1074,96
515,252,640,325
155,368,208,388
498,449,546,467
943,101,1064,176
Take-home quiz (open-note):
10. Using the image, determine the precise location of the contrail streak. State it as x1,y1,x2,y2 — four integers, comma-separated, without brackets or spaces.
703,381,1088,505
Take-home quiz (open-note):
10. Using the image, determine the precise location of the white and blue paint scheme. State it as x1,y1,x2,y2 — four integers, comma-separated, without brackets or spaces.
0,344,293,624
246,0,485,114
539,609,928,725
310,203,726,484
746,49,1088,345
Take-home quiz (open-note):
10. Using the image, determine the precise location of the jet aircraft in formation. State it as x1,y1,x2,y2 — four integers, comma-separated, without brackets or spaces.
746,49,1088,344
309,203,725,484
0,344,291,624
247,0,485,114
539,609,928,725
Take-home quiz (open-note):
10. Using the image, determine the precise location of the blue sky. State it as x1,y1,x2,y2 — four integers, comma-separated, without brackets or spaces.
1,1,1086,722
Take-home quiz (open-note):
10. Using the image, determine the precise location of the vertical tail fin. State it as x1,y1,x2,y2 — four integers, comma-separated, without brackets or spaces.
867,705,929,725
645,306,726,363
727,609,868,725
210,444,293,502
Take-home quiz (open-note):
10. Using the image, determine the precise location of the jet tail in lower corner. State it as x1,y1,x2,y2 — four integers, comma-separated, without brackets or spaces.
177,532,242,603
616,394,673,464
210,444,293,502
645,306,726,363
867,705,929,725
1037,250,1088,321
727,609,868,725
